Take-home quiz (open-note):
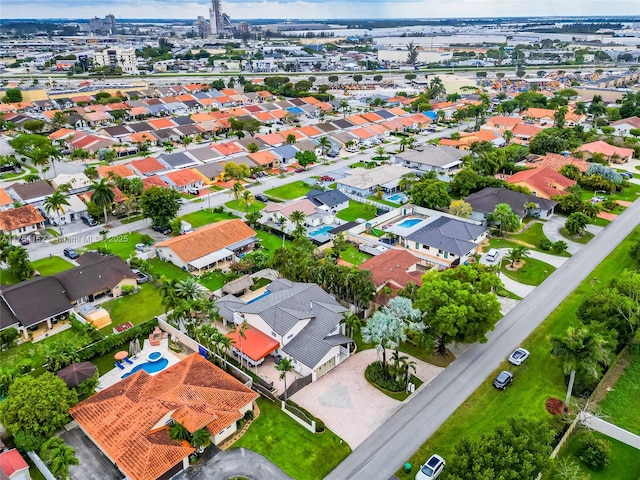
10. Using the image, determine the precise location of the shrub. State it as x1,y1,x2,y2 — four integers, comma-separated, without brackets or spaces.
601,199,619,211
121,285,136,296
243,410,254,421
365,361,405,392
213,205,224,213
539,238,553,251
579,432,611,470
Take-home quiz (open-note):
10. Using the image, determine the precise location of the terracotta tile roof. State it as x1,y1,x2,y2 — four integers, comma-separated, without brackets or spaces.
521,107,556,119
248,150,278,166
130,106,150,116
244,105,264,113
256,133,285,146
256,90,273,98
191,112,217,123
317,102,334,112
252,111,276,122
0,205,44,232
350,127,376,139
211,142,244,156
298,125,323,137
388,107,411,117
533,153,590,173
220,89,239,96
366,123,388,135
611,116,640,129
382,119,404,131
278,128,306,141
485,115,523,128
0,188,12,206
506,166,576,199
359,249,423,288
142,176,169,190
360,112,384,123
226,326,279,362
79,186,127,204
70,354,257,480
301,96,320,105
147,118,177,130
176,94,196,102
511,123,542,138
128,131,158,144
129,157,166,175
97,164,135,179
346,114,369,126
49,128,77,140
226,107,249,117
163,169,202,187
576,140,634,159
155,219,256,264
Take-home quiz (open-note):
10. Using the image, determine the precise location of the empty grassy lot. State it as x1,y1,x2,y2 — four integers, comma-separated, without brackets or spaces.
264,180,313,200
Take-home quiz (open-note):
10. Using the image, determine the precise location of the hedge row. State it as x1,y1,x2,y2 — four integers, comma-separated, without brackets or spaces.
75,318,158,362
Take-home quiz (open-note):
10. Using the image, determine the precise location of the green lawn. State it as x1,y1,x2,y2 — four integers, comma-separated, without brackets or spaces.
178,210,238,229
256,229,291,253
367,195,400,207
396,226,640,479
554,429,640,480
591,216,612,227
0,269,21,284
559,227,595,244
224,200,266,212
509,222,546,247
101,283,164,333
501,257,556,286
264,180,313,200
232,397,351,480
598,344,640,435
198,270,229,291
487,238,522,251
579,183,640,203
82,232,150,260
340,245,371,265
336,200,377,222
91,344,135,376
0,327,96,371
146,258,192,282
31,256,74,276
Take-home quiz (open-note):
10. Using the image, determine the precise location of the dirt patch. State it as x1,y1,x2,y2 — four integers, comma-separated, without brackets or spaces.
545,397,566,415
589,349,632,410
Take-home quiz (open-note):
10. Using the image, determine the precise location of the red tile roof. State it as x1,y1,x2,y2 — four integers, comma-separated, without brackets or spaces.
533,153,590,173
576,140,634,159
163,169,202,187
0,188,12,206
211,142,244,156
256,133,285,146
142,176,169,190
248,150,278,166
147,118,177,130
129,157,166,175
0,205,45,232
0,449,28,477
70,354,257,480
506,167,576,199
359,249,423,288
97,164,135,179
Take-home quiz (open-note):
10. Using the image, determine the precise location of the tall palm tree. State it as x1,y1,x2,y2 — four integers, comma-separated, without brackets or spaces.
550,326,615,410
242,190,254,212
289,210,306,235
232,181,245,204
232,320,249,369
190,428,212,452
169,421,191,442
339,99,350,117
159,277,179,311
89,178,115,227
276,357,294,400
43,191,70,235
174,277,208,301
317,136,332,159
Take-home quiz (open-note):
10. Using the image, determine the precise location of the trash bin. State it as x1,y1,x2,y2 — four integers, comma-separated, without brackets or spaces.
404,462,412,473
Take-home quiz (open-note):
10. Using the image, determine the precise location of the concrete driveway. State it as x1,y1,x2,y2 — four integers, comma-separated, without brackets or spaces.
291,349,443,449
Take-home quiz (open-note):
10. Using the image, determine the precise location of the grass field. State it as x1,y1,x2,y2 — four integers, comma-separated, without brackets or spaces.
559,227,595,244
598,343,640,435
31,256,74,275
146,258,192,282
256,229,292,253
82,232,150,260
224,199,266,212
503,223,571,257
554,429,640,480
336,200,377,222
0,269,21,284
232,398,351,480
340,245,371,265
501,257,556,286
395,225,640,479
264,180,313,200
579,183,640,203
101,283,164,333
199,271,230,291
178,210,238,229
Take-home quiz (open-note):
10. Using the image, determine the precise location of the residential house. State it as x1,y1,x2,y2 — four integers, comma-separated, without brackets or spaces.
128,157,167,177
247,150,280,170
217,278,352,380
505,167,576,199
46,194,88,225
271,144,299,164
610,116,640,136
481,115,523,136
520,107,556,125
358,249,425,301
155,219,256,273
395,146,464,174
0,205,45,238
97,164,136,180
336,165,413,198
51,173,92,194
161,169,204,192
575,141,634,163
511,123,542,146
438,130,505,150
0,449,31,480
261,198,335,233
6,180,55,207
70,353,258,480
0,188,14,211
306,189,349,213
526,152,590,173
194,162,226,183
464,187,557,223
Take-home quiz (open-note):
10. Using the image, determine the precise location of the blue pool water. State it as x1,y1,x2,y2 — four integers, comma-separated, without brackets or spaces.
248,290,271,304
309,225,334,237
148,351,162,361
121,358,169,378
397,218,422,228
388,193,407,203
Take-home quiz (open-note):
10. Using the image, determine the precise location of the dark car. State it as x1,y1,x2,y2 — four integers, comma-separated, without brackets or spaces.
320,175,335,182
63,248,80,259
295,167,305,173
255,194,269,202
152,224,172,235
81,215,98,227
19,236,30,245
620,172,633,179
493,370,513,390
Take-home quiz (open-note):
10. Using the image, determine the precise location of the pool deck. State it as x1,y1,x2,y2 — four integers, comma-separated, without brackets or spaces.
97,338,181,390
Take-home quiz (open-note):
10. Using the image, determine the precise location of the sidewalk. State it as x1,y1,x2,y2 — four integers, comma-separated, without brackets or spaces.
498,273,535,298
579,412,640,450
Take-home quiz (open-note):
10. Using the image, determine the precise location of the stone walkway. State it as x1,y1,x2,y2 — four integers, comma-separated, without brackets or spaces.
579,412,640,450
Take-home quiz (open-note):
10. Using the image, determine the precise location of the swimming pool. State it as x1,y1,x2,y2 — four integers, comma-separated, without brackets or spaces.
397,218,422,228
309,225,334,237
121,358,169,378
387,193,407,203
248,290,271,304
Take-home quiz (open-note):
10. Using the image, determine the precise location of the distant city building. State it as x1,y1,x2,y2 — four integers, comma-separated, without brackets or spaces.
93,47,138,74
196,16,209,37
208,0,232,35
87,14,116,34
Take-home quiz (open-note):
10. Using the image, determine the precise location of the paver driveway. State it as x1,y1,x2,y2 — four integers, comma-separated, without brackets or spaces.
291,349,443,448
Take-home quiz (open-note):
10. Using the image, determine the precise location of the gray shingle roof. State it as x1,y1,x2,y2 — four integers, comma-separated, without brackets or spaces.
406,216,487,256
306,189,349,208
464,187,557,217
216,279,349,369
0,276,72,327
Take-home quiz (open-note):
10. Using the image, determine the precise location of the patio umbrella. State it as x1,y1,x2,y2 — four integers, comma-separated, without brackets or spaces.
129,340,136,357
114,350,128,361
56,362,97,389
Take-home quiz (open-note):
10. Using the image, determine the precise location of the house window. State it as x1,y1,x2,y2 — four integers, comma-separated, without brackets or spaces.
286,333,293,340
415,242,419,249
271,331,277,338
438,249,443,255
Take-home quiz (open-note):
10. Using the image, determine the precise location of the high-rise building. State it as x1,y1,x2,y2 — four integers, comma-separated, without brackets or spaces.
208,0,232,36
87,14,116,34
93,47,138,74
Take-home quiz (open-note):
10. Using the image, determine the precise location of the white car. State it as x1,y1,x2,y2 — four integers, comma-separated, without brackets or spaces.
508,348,530,366
415,454,445,480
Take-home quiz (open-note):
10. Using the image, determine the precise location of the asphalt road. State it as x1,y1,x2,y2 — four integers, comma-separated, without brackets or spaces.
326,198,640,480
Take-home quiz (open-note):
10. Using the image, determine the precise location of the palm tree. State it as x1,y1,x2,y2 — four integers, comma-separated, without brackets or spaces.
506,246,530,267
276,357,294,400
550,326,615,411
317,136,332,159
503,129,514,144
242,190,254,212
339,99,350,117
232,181,245,204
169,421,191,442
174,277,208,301
289,210,306,235
43,191,71,235
40,437,79,480
232,320,249,369
190,428,212,452
89,178,114,227
343,312,362,338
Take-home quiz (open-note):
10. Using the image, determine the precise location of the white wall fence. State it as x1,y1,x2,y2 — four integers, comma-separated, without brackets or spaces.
26,451,57,480
341,191,395,212
280,401,316,433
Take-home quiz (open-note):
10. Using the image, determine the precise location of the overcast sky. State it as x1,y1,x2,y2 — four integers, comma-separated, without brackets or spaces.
2,0,638,20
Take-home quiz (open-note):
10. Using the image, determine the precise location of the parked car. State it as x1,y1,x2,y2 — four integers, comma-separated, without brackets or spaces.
415,454,445,480
620,172,633,179
132,269,150,284
135,243,147,252
187,187,200,195
63,248,80,259
81,215,98,227
508,348,530,366
255,194,269,202
19,236,30,245
493,370,514,389
320,175,335,182
485,249,500,262
295,167,305,173
152,224,172,235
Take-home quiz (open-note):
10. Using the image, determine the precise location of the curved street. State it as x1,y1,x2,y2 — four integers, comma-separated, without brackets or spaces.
326,199,640,480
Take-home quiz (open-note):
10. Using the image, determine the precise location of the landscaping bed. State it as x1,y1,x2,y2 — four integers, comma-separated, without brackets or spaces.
559,227,594,244
501,257,556,286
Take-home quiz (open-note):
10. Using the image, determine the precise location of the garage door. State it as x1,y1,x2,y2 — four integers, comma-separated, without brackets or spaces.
314,356,336,379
